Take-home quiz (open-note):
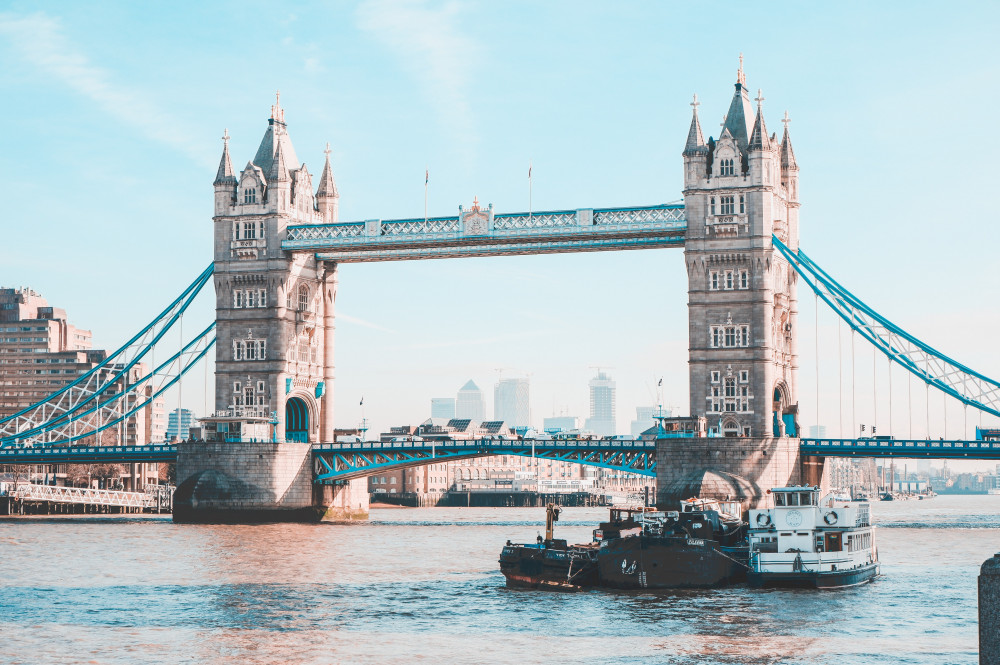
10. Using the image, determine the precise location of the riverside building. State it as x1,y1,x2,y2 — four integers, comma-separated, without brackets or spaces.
0,287,164,487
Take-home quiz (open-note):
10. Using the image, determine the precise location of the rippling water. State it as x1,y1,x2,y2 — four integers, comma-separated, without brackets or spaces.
0,495,996,664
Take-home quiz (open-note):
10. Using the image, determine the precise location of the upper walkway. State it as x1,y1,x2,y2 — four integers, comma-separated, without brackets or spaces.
282,203,686,262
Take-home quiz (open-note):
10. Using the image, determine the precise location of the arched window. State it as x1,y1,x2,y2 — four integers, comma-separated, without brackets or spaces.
243,188,257,204
739,194,745,214
298,285,309,312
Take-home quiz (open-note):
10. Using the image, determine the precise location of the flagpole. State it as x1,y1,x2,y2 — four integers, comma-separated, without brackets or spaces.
424,167,428,223
528,160,532,223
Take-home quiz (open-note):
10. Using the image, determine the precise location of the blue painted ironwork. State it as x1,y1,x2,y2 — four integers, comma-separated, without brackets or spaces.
311,437,657,482
283,204,686,262
0,264,216,447
800,438,1000,460
0,324,216,448
0,444,178,465
773,236,1000,418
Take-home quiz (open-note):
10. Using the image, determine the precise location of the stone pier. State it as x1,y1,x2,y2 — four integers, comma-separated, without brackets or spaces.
173,441,368,523
656,436,826,510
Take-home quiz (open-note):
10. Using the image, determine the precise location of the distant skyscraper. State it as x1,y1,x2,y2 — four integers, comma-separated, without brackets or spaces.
494,378,530,428
631,406,666,437
455,380,485,422
543,416,579,433
166,408,197,441
585,371,616,436
431,397,456,420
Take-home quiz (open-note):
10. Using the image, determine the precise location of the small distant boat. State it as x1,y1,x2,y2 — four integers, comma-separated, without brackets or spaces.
747,486,879,589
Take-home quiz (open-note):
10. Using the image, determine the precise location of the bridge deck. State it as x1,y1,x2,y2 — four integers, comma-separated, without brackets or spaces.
800,438,1000,459
282,204,686,262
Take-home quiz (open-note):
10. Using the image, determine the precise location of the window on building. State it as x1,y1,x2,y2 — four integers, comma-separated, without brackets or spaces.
720,196,735,215
234,291,244,308
740,326,750,346
711,327,721,348
243,222,256,240
720,159,735,176
297,285,309,312
244,188,256,204
258,289,267,307
725,271,734,289
740,270,749,289
710,197,715,215
725,327,736,347
739,370,749,383
246,290,256,308
710,272,719,290
233,381,241,393
233,341,244,361
256,381,265,393
739,195,745,214
711,371,720,383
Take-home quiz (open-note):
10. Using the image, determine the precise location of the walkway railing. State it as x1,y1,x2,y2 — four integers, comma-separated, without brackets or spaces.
5,483,173,509
800,438,1000,459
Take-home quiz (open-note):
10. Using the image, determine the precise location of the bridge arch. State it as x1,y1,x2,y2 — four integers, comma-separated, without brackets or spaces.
285,395,313,443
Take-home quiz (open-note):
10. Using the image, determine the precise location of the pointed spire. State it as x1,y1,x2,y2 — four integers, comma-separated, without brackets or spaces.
684,94,707,153
268,137,290,182
780,110,797,169
721,58,755,152
214,128,236,185
748,89,771,150
316,142,338,198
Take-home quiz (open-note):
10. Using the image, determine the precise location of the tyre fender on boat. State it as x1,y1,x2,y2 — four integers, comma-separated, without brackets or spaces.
756,512,771,527
824,511,838,525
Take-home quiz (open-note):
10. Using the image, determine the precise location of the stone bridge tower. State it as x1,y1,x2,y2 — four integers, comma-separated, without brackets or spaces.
682,61,800,439
174,97,367,522
211,97,339,444
658,63,807,509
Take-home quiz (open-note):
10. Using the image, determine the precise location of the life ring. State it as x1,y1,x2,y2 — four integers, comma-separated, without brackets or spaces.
824,511,838,525
756,512,771,527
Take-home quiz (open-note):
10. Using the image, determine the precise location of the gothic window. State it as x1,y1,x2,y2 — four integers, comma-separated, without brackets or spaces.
297,285,309,312
710,272,719,290
246,290,256,308
720,196,735,215
244,386,255,408
234,291,244,308
720,159,735,176
740,326,750,346
710,197,716,215
243,222,256,240
725,271,734,289
739,195,745,214
739,370,749,383
258,289,267,307
256,380,265,393
233,381,241,393
233,341,244,361
740,270,749,289
711,327,721,348
711,371,720,383
725,327,736,347
243,188,257,204
246,341,257,360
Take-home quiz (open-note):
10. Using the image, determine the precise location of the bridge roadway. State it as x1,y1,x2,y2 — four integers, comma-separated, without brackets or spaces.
1,437,998,475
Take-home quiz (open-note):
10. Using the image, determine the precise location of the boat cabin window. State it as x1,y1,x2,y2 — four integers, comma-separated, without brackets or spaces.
800,492,814,506
787,493,799,506
774,493,787,506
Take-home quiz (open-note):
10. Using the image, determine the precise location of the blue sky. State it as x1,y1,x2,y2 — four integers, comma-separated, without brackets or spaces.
1,1,998,457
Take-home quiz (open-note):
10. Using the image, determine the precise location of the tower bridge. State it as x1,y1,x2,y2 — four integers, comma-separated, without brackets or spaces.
2,62,998,522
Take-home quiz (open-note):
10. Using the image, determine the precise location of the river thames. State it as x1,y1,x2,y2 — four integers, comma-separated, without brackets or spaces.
0,495,995,664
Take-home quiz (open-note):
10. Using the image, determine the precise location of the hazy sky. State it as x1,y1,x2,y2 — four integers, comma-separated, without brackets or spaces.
1,1,998,468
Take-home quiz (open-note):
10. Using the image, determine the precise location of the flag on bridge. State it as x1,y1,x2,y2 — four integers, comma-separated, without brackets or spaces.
360,396,364,406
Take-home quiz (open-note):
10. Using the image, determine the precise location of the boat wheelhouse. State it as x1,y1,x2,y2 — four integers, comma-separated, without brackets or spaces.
747,485,878,588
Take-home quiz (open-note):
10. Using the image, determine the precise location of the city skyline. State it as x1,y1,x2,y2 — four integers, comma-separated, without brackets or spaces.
1,2,998,470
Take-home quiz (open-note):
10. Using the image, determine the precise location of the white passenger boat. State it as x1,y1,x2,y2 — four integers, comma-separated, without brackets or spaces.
747,486,878,588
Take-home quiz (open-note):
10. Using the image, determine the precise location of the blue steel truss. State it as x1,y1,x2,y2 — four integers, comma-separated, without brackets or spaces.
311,438,657,483
283,204,686,262
0,265,216,448
800,438,1000,460
773,236,1000,418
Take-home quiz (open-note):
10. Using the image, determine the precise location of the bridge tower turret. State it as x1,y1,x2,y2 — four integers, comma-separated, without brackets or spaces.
682,62,800,439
